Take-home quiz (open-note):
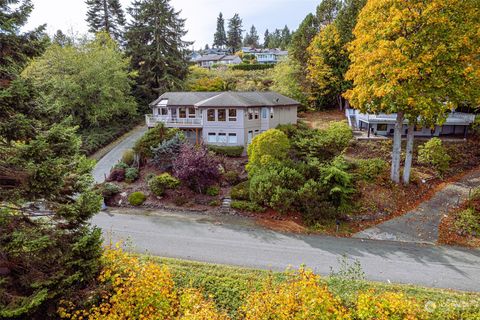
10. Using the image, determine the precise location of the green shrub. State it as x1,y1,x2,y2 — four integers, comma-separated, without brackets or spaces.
144,172,156,183
121,149,135,166
148,173,181,196
172,192,188,206
99,182,121,199
355,158,388,181
418,137,451,176
246,129,290,175
231,200,266,213
454,208,480,236
128,192,146,206
297,180,336,224
230,181,250,200
231,63,275,71
125,167,139,183
208,200,221,207
224,170,240,185
206,186,220,196
208,145,244,157
319,157,355,211
133,124,178,159
152,132,185,170
113,161,129,170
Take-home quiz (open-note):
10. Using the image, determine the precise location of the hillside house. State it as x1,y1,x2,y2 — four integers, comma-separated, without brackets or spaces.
146,92,299,147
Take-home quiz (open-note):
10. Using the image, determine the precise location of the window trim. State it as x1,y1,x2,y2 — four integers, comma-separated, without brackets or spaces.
217,132,227,143
207,109,215,122
207,132,216,143
228,133,237,144
218,109,226,122
228,109,237,121
188,107,196,119
179,107,187,119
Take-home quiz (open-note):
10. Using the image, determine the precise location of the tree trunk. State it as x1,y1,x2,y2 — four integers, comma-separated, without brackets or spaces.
391,111,404,183
403,123,415,185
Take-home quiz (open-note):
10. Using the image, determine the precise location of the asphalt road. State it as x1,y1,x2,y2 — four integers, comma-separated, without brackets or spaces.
92,209,480,292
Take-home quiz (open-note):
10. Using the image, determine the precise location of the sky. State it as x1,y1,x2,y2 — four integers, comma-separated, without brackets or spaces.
26,0,318,49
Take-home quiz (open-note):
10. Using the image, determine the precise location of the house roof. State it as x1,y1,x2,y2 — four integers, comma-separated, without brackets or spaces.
221,55,240,61
195,54,225,62
151,91,301,108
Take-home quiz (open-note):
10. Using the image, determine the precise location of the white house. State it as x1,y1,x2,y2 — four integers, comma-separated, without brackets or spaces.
146,92,299,147
194,54,242,68
242,47,288,64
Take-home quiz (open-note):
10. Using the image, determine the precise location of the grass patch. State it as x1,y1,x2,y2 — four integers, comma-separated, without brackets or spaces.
142,255,480,319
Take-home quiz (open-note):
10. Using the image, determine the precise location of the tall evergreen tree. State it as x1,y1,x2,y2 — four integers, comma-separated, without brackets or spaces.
226,13,243,53
263,29,270,48
280,25,291,49
289,13,319,67
243,25,259,48
52,29,73,47
316,0,342,27
0,1,103,318
85,0,126,42
212,12,227,48
125,0,191,106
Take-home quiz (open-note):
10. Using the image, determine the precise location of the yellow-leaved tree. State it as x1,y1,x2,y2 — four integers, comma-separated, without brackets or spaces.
345,0,480,184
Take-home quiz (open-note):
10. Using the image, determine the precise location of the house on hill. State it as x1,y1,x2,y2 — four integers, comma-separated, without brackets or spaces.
193,54,242,68
146,91,299,147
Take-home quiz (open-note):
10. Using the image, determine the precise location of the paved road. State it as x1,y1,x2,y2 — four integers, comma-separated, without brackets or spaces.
92,127,147,183
92,209,480,292
354,169,480,244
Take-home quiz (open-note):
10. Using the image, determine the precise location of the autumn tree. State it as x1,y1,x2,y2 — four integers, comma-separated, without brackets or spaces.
345,0,480,184
85,0,126,43
213,12,227,48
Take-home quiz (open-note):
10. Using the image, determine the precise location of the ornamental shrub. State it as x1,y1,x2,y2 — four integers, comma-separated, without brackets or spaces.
454,208,480,236
134,124,178,160
418,138,451,176
113,161,130,170
121,149,135,166
206,186,220,196
148,173,180,196
355,158,388,181
231,200,265,213
224,170,240,185
230,181,250,200
246,129,290,175
208,145,244,157
297,179,336,224
356,291,427,320
231,63,274,71
128,191,146,206
152,132,185,170
241,268,349,319
173,144,221,193
99,182,121,199
319,157,355,211
125,167,139,183
107,168,125,182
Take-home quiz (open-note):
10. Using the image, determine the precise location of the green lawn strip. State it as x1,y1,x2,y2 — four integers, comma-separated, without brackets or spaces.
140,255,480,318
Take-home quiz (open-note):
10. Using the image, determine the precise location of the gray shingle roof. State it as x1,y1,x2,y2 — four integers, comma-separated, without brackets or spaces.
195,54,225,62
150,91,301,108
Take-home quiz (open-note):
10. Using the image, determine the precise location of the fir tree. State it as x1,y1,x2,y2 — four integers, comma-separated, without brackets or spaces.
226,13,243,53
125,0,191,106
52,29,73,47
263,29,270,48
243,25,259,48
280,25,291,49
85,0,126,42
213,12,227,48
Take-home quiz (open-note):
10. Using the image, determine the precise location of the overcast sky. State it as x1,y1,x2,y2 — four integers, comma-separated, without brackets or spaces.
26,0,318,49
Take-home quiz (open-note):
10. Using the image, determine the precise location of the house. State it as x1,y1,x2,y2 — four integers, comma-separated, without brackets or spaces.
346,108,476,138
241,47,288,64
194,54,242,68
146,91,299,147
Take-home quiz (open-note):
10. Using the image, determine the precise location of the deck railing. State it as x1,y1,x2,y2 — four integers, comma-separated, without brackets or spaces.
146,114,203,127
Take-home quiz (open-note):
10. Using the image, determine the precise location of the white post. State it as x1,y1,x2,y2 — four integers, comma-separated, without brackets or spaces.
391,111,404,183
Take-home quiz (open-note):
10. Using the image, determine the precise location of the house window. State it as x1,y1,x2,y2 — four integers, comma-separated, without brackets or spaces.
228,109,237,121
160,108,168,116
179,107,186,118
262,108,268,119
248,130,253,144
207,109,215,121
254,129,259,136
254,109,259,119
247,108,253,120
218,109,226,121
208,132,216,143
188,107,196,118
377,124,387,131
218,133,227,143
228,133,237,144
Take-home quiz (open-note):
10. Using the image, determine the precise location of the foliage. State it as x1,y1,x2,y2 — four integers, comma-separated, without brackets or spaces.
125,167,139,183
246,129,290,175
213,12,227,48
230,181,250,201
206,186,220,196
22,32,137,129
454,208,480,236
134,124,178,160
418,138,451,176
173,144,221,193
107,168,126,182
356,291,427,320
125,0,191,106
241,269,349,319
271,56,308,107
114,161,130,170
223,171,240,185
86,0,126,43
297,179,336,224
152,132,185,170
128,191,147,206
319,157,355,210
121,149,135,166
249,164,305,214
209,200,221,207
148,173,180,196
99,182,121,199
188,76,226,92
208,145,244,157
226,13,243,53
231,200,266,213
355,158,388,181
243,25,259,48
230,64,274,71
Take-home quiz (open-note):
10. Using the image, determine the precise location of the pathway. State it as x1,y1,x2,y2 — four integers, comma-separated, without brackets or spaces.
354,169,480,244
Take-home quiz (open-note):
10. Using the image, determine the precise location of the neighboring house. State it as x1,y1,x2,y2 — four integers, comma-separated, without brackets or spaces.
241,47,288,64
146,91,299,147
346,108,476,138
194,54,242,68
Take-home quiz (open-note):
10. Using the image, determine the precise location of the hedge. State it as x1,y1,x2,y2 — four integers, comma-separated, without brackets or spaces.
208,145,244,157
230,63,275,71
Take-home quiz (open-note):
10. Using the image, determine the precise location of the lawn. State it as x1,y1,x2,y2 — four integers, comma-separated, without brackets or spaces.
142,255,480,319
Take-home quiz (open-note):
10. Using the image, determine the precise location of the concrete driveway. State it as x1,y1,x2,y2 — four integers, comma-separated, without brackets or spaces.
92,209,480,292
